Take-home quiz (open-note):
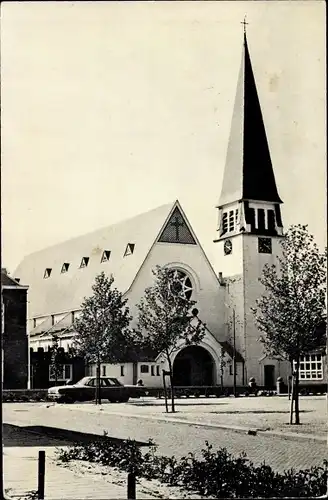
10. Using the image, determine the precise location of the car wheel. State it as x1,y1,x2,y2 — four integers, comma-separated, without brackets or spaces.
64,396,75,404
108,399,114,403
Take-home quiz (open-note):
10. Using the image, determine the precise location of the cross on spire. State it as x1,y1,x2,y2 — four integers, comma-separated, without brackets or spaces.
241,16,249,34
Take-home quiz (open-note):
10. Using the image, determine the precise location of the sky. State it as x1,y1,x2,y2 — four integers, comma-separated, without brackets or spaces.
1,1,326,275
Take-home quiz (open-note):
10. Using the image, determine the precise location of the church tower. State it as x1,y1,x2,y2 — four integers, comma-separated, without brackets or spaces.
215,32,284,385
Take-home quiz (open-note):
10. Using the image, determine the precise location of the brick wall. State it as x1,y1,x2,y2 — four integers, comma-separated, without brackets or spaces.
2,288,28,389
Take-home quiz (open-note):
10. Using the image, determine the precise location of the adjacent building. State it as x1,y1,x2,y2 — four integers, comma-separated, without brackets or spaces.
1,269,29,389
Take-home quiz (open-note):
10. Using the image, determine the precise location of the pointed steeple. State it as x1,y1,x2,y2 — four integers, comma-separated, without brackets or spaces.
218,34,282,208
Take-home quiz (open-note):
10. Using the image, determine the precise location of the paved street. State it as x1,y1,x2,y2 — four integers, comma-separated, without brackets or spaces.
3,397,327,477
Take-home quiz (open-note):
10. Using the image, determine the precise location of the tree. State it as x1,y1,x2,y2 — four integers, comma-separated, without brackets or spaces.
49,334,64,386
219,347,229,391
72,272,133,404
136,266,206,413
252,225,326,424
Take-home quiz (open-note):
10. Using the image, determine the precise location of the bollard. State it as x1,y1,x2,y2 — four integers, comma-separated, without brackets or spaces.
276,376,283,395
38,450,45,500
127,472,136,499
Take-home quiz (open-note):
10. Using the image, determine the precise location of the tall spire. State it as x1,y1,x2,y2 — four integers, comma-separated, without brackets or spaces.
218,33,282,208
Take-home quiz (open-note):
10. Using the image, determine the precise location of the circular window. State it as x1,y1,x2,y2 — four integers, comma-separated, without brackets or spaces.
169,269,193,300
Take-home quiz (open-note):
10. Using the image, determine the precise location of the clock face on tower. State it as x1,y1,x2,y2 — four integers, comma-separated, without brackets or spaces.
258,237,272,254
224,239,233,255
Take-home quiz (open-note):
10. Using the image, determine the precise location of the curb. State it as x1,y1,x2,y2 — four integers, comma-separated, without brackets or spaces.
63,405,326,443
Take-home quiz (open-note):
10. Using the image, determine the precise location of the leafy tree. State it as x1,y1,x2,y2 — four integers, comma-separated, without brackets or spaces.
136,266,206,412
252,225,326,424
219,348,230,391
49,334,64,386
72,272,133,404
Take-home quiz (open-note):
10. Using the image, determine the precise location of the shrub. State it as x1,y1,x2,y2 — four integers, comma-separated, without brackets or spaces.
56,437,328,498
2,389,48,402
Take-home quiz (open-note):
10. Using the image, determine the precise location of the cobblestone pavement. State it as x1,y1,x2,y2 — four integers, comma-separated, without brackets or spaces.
71,394,327,437
3,401,327,475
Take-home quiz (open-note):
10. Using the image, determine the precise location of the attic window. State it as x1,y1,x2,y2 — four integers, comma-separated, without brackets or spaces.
43,268,52,279
101,250,111,263
61,263,70,273
80,257,89,268
124,243,135,257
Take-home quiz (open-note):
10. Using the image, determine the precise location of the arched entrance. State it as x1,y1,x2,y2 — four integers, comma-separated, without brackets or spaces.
173,345,214,386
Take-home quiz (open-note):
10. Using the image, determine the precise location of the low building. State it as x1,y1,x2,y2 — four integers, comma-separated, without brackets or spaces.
1,269,29,389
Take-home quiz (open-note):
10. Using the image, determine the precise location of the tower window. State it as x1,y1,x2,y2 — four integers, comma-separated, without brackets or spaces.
222,213,228,235
228,211,235,232
235,210,239,223
124,243,135,257
43,268,52,279
245,207,256,231
267,210,276,232
257,209,265,231
101,250,111,263
61,263,70,273
80,257,89,268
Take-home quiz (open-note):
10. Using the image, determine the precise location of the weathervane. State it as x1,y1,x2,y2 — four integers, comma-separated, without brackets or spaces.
241,16,249,34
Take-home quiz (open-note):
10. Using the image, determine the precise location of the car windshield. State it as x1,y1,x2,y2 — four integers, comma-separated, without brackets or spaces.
74,377,91,386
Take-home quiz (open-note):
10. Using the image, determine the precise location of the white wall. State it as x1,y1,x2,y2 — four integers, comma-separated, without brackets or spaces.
125,240,225,343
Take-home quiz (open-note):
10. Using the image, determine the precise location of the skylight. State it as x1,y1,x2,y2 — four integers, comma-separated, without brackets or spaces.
124,243,135,257
80,257,90,268
61,263,70,273
43,268,52,279
101,250,111,263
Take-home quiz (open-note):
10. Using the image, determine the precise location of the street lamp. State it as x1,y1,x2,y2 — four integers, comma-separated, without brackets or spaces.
224,302,237,398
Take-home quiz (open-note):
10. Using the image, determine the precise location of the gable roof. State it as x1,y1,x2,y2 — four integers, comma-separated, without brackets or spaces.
218,34,282,208
1,271,28,289
14,201,182,318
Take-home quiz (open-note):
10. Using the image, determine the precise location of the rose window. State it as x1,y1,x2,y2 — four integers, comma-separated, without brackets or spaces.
169,269,193,300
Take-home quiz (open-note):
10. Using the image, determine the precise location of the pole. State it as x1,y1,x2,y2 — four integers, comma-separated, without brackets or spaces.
127,472,136,499
38,450,45,500
233,309,237,397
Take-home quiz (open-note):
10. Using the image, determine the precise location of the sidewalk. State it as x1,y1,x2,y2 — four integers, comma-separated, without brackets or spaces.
63,401,327,443
3,425,156,499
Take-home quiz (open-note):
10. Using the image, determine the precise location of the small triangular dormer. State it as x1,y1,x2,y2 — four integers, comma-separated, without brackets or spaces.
158,206,196,245
79,257,89,268
101,250,111,263
43,268,52,279
124,243,135,257
61,263,70,273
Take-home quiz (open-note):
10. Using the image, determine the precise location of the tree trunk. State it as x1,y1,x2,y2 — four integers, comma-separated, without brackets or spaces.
96,360,101,405
167,355,175,413
162,370,169,413
294,359,300,424
289,374,294,425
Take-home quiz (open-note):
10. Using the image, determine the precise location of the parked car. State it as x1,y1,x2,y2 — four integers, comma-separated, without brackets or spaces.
48,376,132,403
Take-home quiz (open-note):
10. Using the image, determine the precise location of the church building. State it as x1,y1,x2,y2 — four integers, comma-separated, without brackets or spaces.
14,34,320,390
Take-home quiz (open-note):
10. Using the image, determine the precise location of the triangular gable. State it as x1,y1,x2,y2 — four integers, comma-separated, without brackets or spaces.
158,206,196,245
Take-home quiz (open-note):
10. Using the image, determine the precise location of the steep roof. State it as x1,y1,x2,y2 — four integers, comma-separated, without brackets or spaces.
14,201,177,318
218,34,282,208
1,271,27,288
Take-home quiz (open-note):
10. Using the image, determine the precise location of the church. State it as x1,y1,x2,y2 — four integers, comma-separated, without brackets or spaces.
14,34,318,391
